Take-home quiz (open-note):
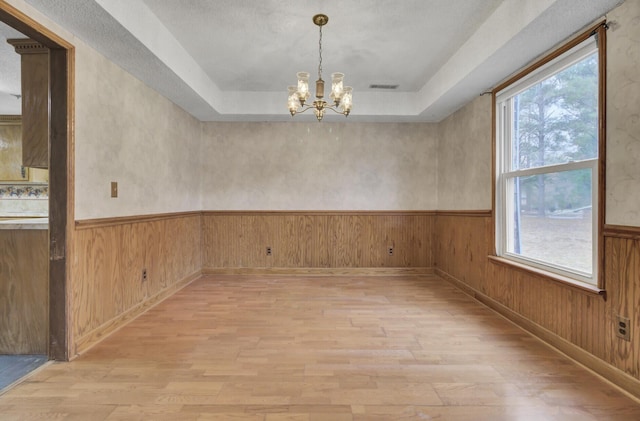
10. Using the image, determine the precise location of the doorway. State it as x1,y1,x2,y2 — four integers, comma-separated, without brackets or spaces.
0,1,72,372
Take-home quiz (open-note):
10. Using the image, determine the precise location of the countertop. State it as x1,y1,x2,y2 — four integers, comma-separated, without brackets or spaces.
0,218,49,230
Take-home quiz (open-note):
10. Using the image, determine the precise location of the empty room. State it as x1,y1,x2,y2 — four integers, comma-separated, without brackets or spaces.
1,0,639,419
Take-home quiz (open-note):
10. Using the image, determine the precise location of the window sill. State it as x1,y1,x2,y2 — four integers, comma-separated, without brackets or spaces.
487,255,605,297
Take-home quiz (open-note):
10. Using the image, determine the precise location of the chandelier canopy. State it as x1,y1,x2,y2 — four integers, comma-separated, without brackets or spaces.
287,14,353,121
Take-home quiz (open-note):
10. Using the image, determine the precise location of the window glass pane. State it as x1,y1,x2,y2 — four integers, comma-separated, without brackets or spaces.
511,53,598,170
507,168,592,274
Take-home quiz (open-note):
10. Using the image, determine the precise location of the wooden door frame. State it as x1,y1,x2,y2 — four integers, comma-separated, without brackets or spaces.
0,1,74,361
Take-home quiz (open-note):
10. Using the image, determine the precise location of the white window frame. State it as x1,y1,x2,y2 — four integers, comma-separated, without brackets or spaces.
495,37,600,286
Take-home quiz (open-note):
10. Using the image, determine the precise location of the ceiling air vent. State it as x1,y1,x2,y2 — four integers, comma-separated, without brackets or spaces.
369,84,399,90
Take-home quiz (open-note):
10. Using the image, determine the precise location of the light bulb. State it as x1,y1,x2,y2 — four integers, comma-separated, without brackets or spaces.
288,86,300,115
296,72,310,104
341,86,353,114
330,72,344,104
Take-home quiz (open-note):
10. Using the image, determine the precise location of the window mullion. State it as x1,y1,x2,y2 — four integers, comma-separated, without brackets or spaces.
504,159,597,179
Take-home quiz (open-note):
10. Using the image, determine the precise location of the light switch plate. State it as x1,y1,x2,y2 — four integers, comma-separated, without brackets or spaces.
111,181,118,198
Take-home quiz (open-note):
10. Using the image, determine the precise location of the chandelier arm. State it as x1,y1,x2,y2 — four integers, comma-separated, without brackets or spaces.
294,105,316,115
324,106,348,115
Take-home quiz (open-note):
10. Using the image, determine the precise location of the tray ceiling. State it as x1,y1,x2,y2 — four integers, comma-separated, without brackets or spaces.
1,0,624,121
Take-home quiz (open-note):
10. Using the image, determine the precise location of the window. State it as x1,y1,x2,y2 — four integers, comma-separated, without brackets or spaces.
495,27,604,287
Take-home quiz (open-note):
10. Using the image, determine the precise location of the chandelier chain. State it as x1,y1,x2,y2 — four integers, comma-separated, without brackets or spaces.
318,24,323,80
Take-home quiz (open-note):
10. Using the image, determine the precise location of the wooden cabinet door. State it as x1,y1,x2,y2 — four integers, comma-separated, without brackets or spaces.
0,117,28,181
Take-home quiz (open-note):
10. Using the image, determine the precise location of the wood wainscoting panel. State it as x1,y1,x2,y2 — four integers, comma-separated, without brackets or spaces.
202,211,434,270
433,212,492,293
0,229,48,354
435,212,640,398
605,234,640,380
71,213,202,356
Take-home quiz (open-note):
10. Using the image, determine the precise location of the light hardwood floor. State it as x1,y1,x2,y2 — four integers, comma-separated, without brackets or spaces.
1,274,639,420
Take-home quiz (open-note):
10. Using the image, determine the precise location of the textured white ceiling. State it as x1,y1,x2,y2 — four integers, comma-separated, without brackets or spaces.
6,0,626,121
141,0,503,92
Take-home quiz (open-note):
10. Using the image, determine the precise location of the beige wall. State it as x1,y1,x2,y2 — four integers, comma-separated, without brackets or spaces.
606,0,640,226
7,0,638,222
437,95,492,210
5,0,203,221
74,42,202,220
438,0,640,227
201,122,438,211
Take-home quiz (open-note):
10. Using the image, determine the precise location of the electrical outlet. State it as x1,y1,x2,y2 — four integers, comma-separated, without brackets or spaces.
111,181,118,198
142,268,148,282
266,247,272,256
616,315,631,341
388,246,394,256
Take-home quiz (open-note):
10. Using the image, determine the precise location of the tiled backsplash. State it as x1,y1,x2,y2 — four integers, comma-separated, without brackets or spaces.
0,183,48,217
0,184,48,198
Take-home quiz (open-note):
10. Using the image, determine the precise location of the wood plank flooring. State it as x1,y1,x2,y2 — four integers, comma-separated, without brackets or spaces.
1,274,639,420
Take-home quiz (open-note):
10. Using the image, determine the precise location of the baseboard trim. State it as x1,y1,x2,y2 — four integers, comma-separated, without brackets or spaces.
72,270,202,358
203,267,434,276
435,268,640,402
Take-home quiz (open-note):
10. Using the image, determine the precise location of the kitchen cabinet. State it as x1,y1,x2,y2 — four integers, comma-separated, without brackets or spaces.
7,39,49,169
0,227,48,354
0,116,28,181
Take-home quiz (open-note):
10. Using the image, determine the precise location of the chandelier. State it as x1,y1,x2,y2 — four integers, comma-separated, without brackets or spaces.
287,14,353,121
